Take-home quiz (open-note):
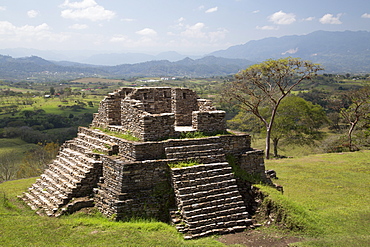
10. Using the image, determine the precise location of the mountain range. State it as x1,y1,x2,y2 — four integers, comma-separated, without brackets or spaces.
0,30,369,80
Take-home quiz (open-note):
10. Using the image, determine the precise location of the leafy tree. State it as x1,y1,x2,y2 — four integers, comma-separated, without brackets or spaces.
17,142,59,178
0,151,19,182
269,96,328,157
340,86,370,151
223,57,322,159
49,87,55,95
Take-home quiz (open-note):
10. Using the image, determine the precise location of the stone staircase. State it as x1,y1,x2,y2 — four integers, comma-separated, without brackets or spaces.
165,137,226,164
22,136,103,217
170,162,252,239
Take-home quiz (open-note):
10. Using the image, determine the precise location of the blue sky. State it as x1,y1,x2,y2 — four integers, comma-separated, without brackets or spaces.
0,0,369,55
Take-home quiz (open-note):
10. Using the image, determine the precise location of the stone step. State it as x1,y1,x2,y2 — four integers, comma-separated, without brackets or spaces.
166,137,220,148
27,187,58,211
165,143,222,154
31,182,69,207
23,192,42,210
49,160,85,181
59,148,97,165
179,190,241,206
47,164,81,185
57,156,89,176
182,199,246,216
170,162,251,239
171,162,230,176
77,132,118,150
66,141,89,154
184,205,248,222
41,170,76,192
74,137,110,154
173,172,234,188
176,179,237,195
177,184,240,201
187,218,251,235
166,149,224,159
186,214,249,231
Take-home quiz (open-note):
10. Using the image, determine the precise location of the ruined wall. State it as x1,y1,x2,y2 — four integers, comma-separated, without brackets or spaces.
238,150,267,182
129,87,173,114
219,135,252,154
142,113,175,141
172,88,199,126
197,99,216,112
94,157,175,222
120,99,145,139
91,88,135,129
192,110,226,134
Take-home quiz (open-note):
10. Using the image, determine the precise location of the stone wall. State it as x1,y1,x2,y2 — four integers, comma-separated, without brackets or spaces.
129,87,173,114
197,99,216,111
238,149,267,182
219,135,252,154
142,113,175,141
192,110,226,134
120,99,145,139
172,88,199,126
94,157,175,222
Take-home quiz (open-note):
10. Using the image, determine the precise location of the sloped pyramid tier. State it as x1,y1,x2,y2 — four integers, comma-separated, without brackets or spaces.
171,163,252,239
22,141,103,216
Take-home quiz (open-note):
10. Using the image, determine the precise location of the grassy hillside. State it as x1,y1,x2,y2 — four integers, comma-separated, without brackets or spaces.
1,151,369,246
263,150,370,246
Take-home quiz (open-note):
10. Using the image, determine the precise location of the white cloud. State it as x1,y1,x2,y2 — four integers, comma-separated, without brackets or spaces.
0,21,69,42
252,10,260,14
361,13,370,18
136,28,157,36
60,0,115,21
181,22,207,39
268,11,296,25
27,10,39,18
0,6,6,11
198,5,205,11
60,0,96,9
69,23,88,29
180,22,228,42
110,34,128,42
121,18,135,22
256,25,279,30
303,17,315,21
208,28,228,42
205,7,218,14
319,13,342,24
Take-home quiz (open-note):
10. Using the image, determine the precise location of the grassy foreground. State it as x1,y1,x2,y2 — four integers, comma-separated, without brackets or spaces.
0,178,225,247
0,151,369,246
263,150,370,246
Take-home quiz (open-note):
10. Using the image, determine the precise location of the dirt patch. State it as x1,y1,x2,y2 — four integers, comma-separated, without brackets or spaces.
217,230,303,247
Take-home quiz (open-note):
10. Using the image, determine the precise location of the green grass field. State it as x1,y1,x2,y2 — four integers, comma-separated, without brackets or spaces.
0,179,225,247
1,151,369,246
264,150,370,246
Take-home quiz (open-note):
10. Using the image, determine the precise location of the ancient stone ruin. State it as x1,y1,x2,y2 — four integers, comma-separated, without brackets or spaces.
22,87,268,239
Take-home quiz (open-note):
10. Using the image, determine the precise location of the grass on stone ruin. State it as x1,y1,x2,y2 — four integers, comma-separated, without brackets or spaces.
168,160,201,169
179,130,233,139
94,128,141,142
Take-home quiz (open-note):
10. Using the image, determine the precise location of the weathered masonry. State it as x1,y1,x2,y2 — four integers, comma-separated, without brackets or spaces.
22,87,268,239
